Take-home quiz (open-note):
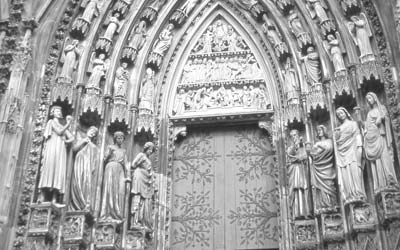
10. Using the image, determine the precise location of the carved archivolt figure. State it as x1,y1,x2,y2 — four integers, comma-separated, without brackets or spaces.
87,53,109,88
308,125,337,211
139,68,155,113
180,0,199,15
130,142,156,229
288,10,311,46
114,62,129,98
81,0,100,22
152,23,174,57
334,107,366,204
70,126,99,211
128,21,147,52
347,14,373,59
300,47,321,86
364,92,398,193
306,0,329,23
100,131,128,221
287,129,311,218
324,34,346,73
103,13,122,40
283,59,300,104
39,106,74,203
59,39,81,80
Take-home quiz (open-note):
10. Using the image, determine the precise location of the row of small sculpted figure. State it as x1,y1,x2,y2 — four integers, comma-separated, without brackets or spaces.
192,19,249,54
173,84,270,115
181,55,262,84
38,106,155,228
287,92,399,218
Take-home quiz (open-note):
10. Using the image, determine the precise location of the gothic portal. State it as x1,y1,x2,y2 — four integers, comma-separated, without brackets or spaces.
2,0,400,250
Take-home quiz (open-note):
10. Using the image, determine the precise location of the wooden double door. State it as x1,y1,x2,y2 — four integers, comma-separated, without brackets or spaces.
171,125,279,250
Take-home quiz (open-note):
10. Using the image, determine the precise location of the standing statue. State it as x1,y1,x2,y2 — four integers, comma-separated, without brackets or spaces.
153,23,174,57
308,125,337,212
299,47,321,86
100,131,128,221
70,126,99,211
139,68,155,113
287,129,311,218
180,0,199,15
323,34,346,73
81,0,100,22
130,142,156,229
334,107,366,204
59,39,81,80
128,21,147,52
39,106,74,203
364,92,399,193
347,14,373,59
288,10,311,47
306,0,329,23
282,59,300,104
87,53,109,88
114,62,129,98
103,13,122,40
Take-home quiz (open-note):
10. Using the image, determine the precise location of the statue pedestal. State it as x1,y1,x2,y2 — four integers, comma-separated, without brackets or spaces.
52,76,74,105
62,211,93,249
28,202,61,244
321,213,345,243
94,221,122,250
349,203,376,233
294,218,320,249
376,191,400,225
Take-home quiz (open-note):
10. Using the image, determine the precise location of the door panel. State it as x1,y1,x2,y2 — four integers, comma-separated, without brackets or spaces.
171,126,278,250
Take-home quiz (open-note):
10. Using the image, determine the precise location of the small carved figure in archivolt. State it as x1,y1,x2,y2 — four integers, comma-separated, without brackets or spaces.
39,106,74,203
86,53,110,89
299,46,321,86
323,33,346,74
130,142,156,229
59,38,81,80
114,62,129,98
148,23,174,68
288,10,311,48
282,58,300,104
124,21,147,62
347,13,374,60
306,0,329,23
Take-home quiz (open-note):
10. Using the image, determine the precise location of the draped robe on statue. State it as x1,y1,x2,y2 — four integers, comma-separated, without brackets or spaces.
311,138,337,210
364,102,398,192
39,119,71,193
335,119,366,203
100,145,127,220
70,139,99,210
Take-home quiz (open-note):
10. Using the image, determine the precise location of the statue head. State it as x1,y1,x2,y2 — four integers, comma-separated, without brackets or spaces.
113,131,125,146
99,53,106,60
366,92,380,108
50,106,63,118
87,126,98,138
327,34,335,41
316,125,328,139
121,62,128,69
335,107,352,122
307,46,315,54
143,142,155,155
289,129,300,144
72,39,79,46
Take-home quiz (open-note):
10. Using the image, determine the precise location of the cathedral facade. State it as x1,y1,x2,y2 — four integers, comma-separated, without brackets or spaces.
1,0,400,249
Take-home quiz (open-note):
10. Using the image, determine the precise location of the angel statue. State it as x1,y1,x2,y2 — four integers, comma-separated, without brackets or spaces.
323,33,346,74
86,53,110,88
128,21,147,52
299,46,321,86
59,38,81,80
347,13,373,59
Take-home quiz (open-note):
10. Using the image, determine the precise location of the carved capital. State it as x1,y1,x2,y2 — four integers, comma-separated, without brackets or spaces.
294,219,320,249
376,191,400,225
321,213,345,243
349,202,376,233
94,221,122,250
27,202,61,241
62,211,92,249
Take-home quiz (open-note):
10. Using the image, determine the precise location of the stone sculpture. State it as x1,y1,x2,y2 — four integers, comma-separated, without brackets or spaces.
38,106,74,203
130,142,156,229
334,107,366,204
364,92,399,193
70,126,99,211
